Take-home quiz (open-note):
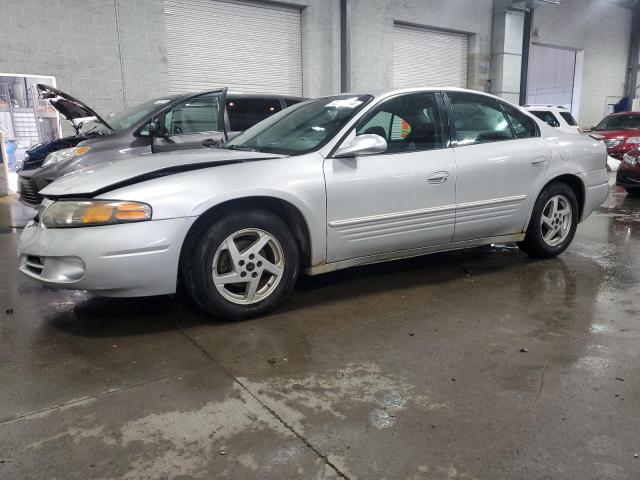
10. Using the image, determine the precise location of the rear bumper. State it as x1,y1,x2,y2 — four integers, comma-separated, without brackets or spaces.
578,169,609,222
17,217,196,297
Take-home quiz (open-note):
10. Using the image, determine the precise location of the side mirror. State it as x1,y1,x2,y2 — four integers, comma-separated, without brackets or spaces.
334,134,387,158
147,122,158,137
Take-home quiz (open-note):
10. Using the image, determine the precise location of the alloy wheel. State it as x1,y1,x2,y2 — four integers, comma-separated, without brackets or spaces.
212,228,285,305
540,194,572,247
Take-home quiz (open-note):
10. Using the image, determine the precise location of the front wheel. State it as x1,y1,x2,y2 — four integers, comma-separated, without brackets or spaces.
517,182,579,258
181,210,299,320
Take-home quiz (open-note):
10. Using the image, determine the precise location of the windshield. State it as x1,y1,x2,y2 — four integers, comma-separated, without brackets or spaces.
594,114,640,131
224,95,373,155
78,97,174,135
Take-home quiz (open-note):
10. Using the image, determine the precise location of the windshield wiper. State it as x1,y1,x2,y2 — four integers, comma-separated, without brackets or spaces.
223,145,258,152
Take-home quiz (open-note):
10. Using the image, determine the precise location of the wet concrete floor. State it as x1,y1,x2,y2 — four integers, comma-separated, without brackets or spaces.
0,183,639,479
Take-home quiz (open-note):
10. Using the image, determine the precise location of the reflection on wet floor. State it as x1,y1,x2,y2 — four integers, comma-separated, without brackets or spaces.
0,182,639,479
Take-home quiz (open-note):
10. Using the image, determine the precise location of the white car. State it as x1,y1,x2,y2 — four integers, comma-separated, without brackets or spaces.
18,88,609,319
525,105,581,134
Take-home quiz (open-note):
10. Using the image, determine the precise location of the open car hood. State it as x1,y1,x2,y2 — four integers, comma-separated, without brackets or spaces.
40,148,284,198
37,84,113,134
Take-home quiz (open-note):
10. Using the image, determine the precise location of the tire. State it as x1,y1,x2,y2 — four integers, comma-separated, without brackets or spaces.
625,187,640,198
181,210,299,320
517,182,579,259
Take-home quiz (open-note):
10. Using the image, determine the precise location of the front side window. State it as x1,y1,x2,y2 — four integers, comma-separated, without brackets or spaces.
163,93,221,135
448,93,514,145
530,110,560,128
224,95,372,155
355,92,443,153
227,98,282,132
559,111,577,126
501,103,539,139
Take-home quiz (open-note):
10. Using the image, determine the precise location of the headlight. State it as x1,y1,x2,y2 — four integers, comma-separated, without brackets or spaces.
42,200,152,228
42,146,91,167
625,136,640,144
623,152,639,166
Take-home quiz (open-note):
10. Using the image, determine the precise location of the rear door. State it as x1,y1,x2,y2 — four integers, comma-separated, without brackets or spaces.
446,92,552,242
152,89,227,152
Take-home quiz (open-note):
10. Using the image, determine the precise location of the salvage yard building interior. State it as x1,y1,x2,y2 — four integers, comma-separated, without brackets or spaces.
1,0,640,478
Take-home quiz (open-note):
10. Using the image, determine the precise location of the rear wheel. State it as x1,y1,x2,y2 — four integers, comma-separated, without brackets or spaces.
517,182,579,258
625,187,640,198
181,210,299,320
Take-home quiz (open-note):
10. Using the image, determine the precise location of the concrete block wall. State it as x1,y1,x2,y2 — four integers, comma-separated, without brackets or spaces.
531,0,632,128
299,0,342,97
0,0,168,120
347,0,493,92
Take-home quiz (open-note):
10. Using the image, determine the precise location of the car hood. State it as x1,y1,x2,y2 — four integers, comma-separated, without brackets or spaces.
37,84,113,135
40,148,284,197
590,129,640,139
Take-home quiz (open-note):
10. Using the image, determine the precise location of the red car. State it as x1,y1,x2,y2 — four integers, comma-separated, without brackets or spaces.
590,111,640,159
616,148,640,197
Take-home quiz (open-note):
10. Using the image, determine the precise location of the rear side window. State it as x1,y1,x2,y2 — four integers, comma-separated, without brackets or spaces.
559,111,577,126
227,98,282,131
530,110,560,128
501,103,539,139
448,92,514,145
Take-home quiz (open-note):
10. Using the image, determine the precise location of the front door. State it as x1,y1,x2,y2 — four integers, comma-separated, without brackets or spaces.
152,90,226,152
445,92,552,242
324,91,456,262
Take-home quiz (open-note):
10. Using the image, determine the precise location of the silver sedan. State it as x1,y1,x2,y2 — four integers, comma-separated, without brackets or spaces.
18,88,609,319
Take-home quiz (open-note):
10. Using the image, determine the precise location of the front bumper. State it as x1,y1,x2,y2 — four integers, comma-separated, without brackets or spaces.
616,162,640,189
17,217,196,297
18,167,55,208
607,144,636,160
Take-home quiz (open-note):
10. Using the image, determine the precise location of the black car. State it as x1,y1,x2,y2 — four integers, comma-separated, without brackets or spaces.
18,85,305,207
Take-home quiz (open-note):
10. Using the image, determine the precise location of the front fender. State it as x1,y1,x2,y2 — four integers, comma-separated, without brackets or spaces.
97,154,328,268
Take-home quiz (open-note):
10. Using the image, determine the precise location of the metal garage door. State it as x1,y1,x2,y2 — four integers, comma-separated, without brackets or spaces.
393,25,468,89
164,0,302,95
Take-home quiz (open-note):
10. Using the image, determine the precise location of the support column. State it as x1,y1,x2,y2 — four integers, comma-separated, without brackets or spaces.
490,1,526,104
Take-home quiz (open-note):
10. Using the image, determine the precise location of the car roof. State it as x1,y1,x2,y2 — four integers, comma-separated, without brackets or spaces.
524,105,569,110
176,90,306,101
349,87,525,106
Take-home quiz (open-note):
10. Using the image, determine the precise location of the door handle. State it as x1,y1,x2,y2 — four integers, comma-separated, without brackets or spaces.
531,156,549,167
427,171,449,184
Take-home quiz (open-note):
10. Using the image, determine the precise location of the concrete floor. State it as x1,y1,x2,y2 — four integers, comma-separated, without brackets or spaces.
0,183,639,480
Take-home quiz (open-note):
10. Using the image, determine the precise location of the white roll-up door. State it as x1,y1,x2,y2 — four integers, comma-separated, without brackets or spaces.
393,24,468,89
164,0,302,95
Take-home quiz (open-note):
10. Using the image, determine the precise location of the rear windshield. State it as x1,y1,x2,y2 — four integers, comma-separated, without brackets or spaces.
595,114,640,130
530,110,560,128
559,111,577,126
